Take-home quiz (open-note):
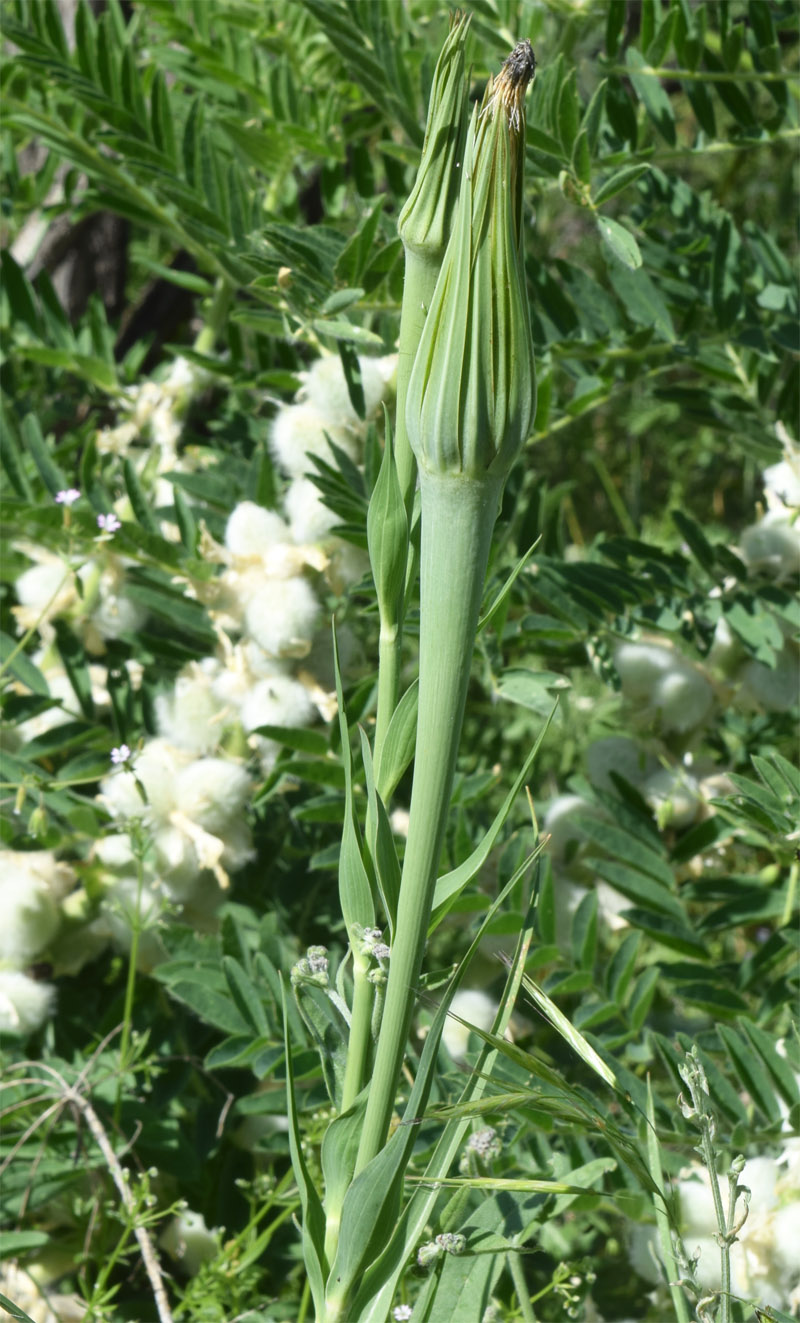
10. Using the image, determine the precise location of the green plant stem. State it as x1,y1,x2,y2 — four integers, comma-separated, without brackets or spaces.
645,1077,691,1323
114,847,144,1127
372,620,401,775
355,470,503,1173
340,958,374,1114
193,278,234,355
697,1118,731,1323
509,1249,537,1323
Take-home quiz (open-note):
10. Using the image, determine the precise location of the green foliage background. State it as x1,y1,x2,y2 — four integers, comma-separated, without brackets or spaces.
0,1,798,1321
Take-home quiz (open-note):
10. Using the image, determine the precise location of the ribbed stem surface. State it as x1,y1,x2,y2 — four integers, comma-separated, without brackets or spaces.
355,470,502,1172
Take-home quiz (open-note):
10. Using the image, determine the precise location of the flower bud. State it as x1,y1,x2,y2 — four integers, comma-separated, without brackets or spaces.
397,12,470,261
406,42,537,481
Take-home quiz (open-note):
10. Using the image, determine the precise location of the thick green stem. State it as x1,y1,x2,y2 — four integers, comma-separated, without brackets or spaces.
355,471,503,1172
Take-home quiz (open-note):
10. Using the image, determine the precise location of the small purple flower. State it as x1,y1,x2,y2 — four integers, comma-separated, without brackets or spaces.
97,512,122,534
110,744,131,765
55,488,81,506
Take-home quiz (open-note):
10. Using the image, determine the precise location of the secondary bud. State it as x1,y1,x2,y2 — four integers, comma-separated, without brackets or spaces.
405,41,537,481
397,12,470,261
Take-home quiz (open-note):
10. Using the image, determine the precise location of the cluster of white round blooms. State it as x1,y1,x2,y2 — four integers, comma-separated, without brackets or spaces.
212,500,325,658
614,640,715,735
12,544,146,654
0,851,77,1035
269,351,396,587
98,739,254,900
628,1154,800,1312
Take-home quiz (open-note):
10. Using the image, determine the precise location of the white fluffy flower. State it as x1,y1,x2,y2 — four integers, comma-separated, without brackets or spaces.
615,641,713,733
13,557,76,632
244,575,319,657
239,673,316,735
13,549,145,652
173,759,252,837
0,851,75,965
0,969,56,1035
99,739,253,893
239,672,318,772
159,1209,220,1276
224,501,291,559
642,767,701,829
284,476,340,544
269,403,360,479
763,431,800,513
298,352,395,427
542,795,595,863
740,511,800,582
155,660,227,754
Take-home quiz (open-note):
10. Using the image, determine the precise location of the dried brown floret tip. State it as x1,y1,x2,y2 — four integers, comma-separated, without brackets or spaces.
484,39,537,129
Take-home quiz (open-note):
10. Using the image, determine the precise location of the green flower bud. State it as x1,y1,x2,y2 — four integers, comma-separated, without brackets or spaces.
397,11,470,261
406,41,537,482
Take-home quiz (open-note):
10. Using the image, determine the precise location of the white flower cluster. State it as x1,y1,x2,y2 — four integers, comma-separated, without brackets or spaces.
5,352,397,1020
0,850,75,1034
12,545,146,656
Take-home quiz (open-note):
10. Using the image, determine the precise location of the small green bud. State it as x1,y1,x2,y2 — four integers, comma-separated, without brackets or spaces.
398,12,470,261
406,42,537,482
367,410,408,621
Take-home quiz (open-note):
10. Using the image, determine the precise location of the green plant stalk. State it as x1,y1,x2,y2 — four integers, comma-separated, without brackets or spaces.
114,843,145,1127
645,1077,691,1323
193,277,233,355
509,1248,537,1323
355,469,504,1172
699,1116,732,1323
339,955,373,1114
372,615,402,775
